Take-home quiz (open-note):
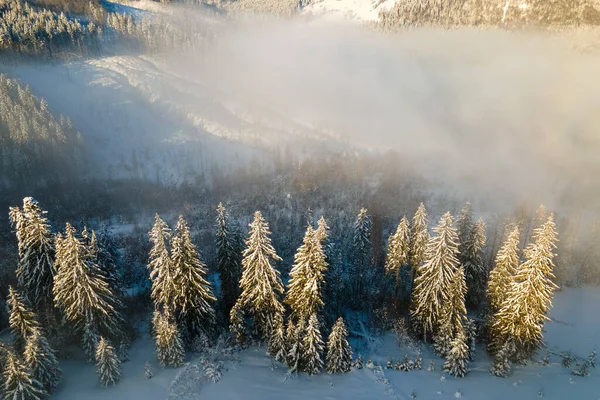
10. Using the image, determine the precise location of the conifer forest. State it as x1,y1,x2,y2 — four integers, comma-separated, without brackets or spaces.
1,0,600,398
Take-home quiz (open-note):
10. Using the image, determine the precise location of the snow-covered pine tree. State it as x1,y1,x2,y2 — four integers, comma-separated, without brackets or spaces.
144,361,153,379
325,317,352,373
487,227,520,312
456,203,474,263
171,215,216,339
267,312,286,363
96,337,121,386
443,327,469,377
315,216,330,245
285,318,302,372
409,203,429,282
410,212,460,338
385,216,411,297
490,339,514,377
24,328,61,394
463,219,487,307
7,286,39,351
216,203,243,320
301,314,324,375
154,310,185,368
285,225,328,323
2,349,45,400
81,321,100,364
148,213,174,309
229,302,247,346
491,213,559,361
353,208,372,302
434,266,467,357
9,197,55,308
233,211,285,340
54,223,124,346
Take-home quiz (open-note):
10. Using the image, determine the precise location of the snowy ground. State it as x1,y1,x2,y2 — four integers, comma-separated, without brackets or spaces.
302,0,398,23
53,287,600,399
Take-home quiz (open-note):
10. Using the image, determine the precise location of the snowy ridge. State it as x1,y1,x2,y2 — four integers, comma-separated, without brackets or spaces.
302,0,398,23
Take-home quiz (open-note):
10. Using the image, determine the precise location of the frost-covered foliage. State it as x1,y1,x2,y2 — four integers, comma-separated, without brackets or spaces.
54,223,125,355
325,317,352,374
490,339,514,377
301,314,324,375
353,208,372,303
154,310,186,368
170,215,216,339
385,216,411,296
96,337,121,386
377,0,600,31
491,214,559,361
144,361,153,379
9,198,55,308
215,203,243,319
285,225,327,322
487,226,520,312
24,328,62,394
149,214,177,312
462,218,488,307
2,349,45,400
285,318,302,372
203,362,223,383
233,211,285,341
267,312,286,363
0,75,82,188
409,203,429,280
435,266,467,357
444,328,470,377
226,0,301,17
411,212,460,337
7,286,39,351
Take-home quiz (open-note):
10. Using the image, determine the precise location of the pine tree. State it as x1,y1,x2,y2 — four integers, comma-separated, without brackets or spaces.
24,328,61,394
325,317,353,373
2,350,45,400
492,214,559,361
215,203,243,320
267,312,286,363
229,302,247,346
9,198,55,308
456,203,474,264
154,310,185,368
409,203,429,282
144,361,153,379
487,227,520,312
443,328,469,377
81,321,100,364
315,216,330,245
171,215,216,338
385,216,411,295
410,212,461,338
285,319,302,372
285,226,327,322
490,339,514,377
96,337,121,386
353,208,372,301
148,213,177,313
234,211,285,340
54,223,124,343
301,314,324,375
7,287,39,351
463,219,487,307
434,266,467,357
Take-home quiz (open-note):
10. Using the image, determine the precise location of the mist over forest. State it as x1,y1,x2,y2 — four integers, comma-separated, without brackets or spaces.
1,0,600,398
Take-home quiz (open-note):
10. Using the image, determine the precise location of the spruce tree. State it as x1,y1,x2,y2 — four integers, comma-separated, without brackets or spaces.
148,214,177,313
96,337,121,386
9,197,55,308
487,227,521,312
267,312,286,363
490,339,514,377
456,203,474,264
154,310,185,368
409,203,429,281
285,226,327,322
144,361,153,379
24,328,61,394
301,314,324,375
410,212,460,338
285,319,302,372
352,208,372,301
233,211,285,340
492,214,559,361
443,328,469,378
229,302,247,346
2,350,45,400
325,317,353,373
7,287,39,351
81,321,100,364
215,203,242,320
54,223,124,343
463,219,487,307
434,266,467,357
171,215,216,338
385,216,411,295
